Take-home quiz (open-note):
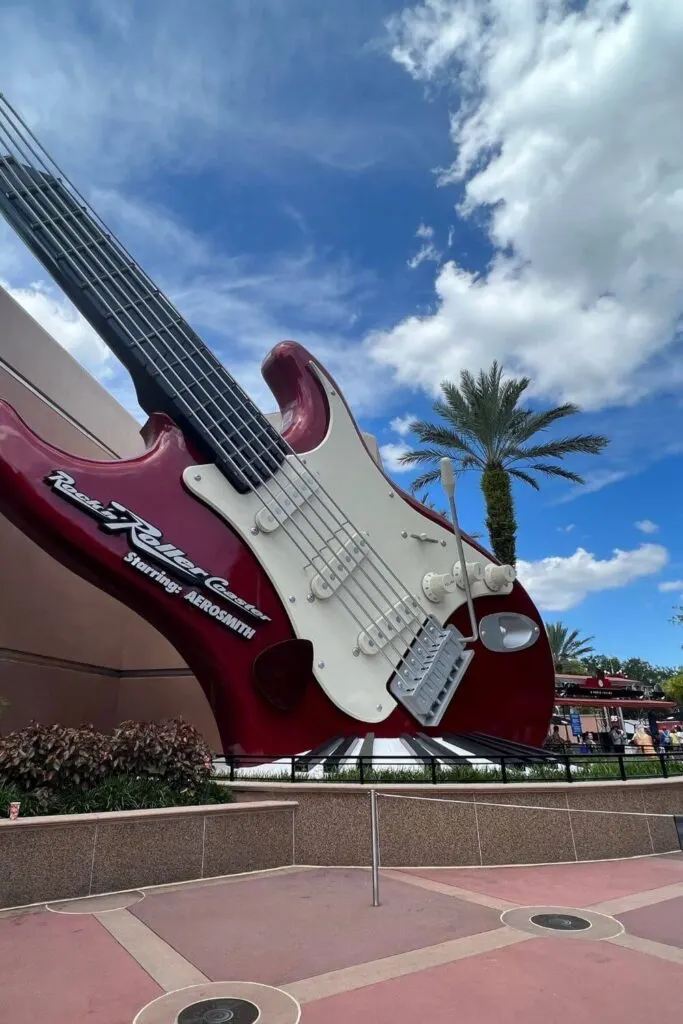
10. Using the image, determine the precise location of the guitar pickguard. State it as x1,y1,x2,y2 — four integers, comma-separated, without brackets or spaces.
183,362,517,723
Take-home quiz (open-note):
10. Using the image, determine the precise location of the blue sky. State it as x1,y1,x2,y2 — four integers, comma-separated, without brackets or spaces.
2,0,683,669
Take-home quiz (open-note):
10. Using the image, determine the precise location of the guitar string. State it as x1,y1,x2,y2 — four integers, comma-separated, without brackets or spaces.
0,153,423,688
0,97,477,674
0,101,451,678
0,103,462,681
0,100,467,678
0,141,431,684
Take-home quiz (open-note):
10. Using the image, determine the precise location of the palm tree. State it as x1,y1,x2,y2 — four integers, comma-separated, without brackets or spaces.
398,362,609,564
545,622,595,671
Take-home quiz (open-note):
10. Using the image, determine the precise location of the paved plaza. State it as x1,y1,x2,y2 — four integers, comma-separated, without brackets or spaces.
2,854,683,1022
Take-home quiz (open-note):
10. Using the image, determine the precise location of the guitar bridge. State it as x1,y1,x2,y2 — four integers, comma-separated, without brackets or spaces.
388,618,473,727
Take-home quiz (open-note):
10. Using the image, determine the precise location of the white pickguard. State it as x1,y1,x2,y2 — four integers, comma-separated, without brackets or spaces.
183,364,512,724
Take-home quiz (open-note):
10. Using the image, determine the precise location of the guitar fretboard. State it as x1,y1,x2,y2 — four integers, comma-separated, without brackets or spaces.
0,97,287,492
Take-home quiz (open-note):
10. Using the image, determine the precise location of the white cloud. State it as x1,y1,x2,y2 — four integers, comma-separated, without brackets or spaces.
407,222,441,269
517,543,669,612
379,442,411,473
389,412,417,436
658,580,683,593
557,524,575,533
635,519,659,534
376,0,683,410
1,278,112,375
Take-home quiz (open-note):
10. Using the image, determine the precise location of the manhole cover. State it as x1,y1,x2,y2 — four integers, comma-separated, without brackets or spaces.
177,998,260,1024
530,913,591,932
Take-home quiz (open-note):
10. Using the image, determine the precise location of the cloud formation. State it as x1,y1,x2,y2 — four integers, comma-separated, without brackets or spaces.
517,542,669,612
373,0,683,411
658,580,683,593
379,441,411,473
635,519,659,535
407,223,441,269
389,412,417,436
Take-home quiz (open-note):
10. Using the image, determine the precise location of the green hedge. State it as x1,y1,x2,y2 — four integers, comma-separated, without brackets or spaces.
0,776,233,817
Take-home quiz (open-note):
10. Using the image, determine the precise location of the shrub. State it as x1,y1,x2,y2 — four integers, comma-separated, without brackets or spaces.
0,717,213,796
109,719,212,789
0,722,111,793
0,777,232,817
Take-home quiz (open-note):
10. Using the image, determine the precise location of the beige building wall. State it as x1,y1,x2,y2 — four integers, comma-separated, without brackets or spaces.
0,285,221,748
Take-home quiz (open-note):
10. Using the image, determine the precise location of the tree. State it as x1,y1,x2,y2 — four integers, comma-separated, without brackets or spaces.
545,622,595,671
663,673,683,706
582,654,624,677
398,362,609,565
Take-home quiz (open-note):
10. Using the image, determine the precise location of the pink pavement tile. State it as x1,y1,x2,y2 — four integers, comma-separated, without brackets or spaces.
619,894,683,949
407,853,683,908
301,936,683,1024
0,909,162,1024
131,867,499,985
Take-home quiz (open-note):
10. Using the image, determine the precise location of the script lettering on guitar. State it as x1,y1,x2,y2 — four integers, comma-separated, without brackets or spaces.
44,470,269,629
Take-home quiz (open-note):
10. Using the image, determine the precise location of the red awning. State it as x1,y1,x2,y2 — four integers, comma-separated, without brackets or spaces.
555,697,676,710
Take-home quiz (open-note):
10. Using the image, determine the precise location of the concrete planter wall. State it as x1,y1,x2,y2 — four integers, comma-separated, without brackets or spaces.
3,779,682,911
0,800,296,910
229,778,683,868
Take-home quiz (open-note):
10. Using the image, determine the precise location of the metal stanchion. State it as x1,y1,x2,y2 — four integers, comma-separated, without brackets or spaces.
370,788,380,907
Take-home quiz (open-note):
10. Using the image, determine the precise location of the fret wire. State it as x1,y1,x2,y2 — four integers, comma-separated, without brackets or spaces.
5,165,284,475
0,156,425,666
0,143,433,666
0,100,443,668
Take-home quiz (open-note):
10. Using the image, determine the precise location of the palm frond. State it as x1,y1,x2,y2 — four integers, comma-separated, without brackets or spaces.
506,434,610,462
510,404,583,443
409,423,482,462
545,621,595,667
508,468,540,490
527,464,585,484
397,446,449,468
389,360,609,554
408,468,442,494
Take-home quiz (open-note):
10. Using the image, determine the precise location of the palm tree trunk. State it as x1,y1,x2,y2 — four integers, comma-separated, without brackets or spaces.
481,467,517,566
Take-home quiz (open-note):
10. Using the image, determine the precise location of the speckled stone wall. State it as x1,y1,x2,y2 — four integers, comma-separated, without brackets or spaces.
228,779,683,867
0,801,296,910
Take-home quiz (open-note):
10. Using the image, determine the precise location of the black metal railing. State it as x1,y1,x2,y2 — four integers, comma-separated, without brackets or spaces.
213,750,683,786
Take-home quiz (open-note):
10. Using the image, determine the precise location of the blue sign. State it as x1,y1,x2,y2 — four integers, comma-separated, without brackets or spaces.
570,712,582,737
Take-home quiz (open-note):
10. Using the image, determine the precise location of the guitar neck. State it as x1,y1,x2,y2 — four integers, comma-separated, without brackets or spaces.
0,96,286,492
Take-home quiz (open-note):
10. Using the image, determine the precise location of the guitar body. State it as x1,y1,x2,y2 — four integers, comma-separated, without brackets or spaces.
0,340,555,755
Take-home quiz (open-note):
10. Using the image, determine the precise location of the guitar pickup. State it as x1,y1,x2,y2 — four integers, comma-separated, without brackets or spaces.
254,468,319,533
308,530,367,599
357,596,424,655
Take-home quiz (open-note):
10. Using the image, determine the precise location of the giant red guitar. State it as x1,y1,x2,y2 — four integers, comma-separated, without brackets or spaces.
0,96,554,757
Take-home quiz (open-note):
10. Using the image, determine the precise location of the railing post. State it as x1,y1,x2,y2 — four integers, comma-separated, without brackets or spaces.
359,757,365,785
229,755,235,782
290,756,296,783
500,756,507,784
564,755,573,783
430,756,437,785
370,789,380,907
660,752,669,779
618,754,626,781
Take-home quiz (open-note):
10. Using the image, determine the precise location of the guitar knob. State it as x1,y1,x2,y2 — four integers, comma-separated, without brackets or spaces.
484,564,516,591
422,571,456,603
453,561,484,589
